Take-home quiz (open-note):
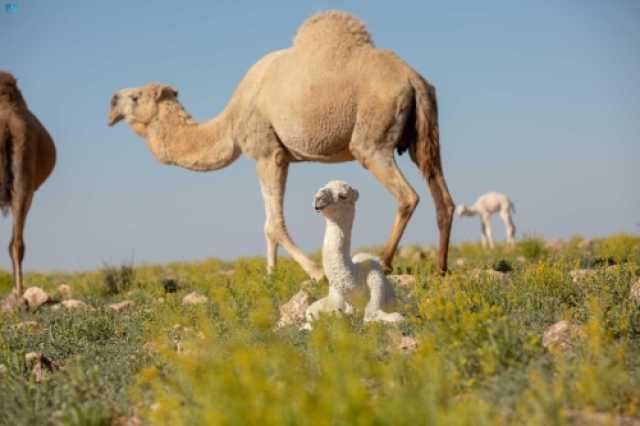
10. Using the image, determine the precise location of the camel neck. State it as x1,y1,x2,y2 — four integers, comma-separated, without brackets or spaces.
147,102,239,172
322,210,356,291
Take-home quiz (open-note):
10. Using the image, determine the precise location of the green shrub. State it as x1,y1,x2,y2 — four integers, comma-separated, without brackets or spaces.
595,233,639,264
101,263,135,295
493,259,513,273
518,235,547,260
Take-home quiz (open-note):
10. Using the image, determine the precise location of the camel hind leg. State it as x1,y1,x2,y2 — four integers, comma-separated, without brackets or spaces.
349,94,420,271
352,148,419,271
500,209,516,246
425,171,455,273
9,192,33,296
363,268,404,323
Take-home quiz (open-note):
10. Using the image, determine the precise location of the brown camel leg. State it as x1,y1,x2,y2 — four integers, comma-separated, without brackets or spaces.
9,192,33,296
256,156,324,281
353,149,419,271
426,172,455,274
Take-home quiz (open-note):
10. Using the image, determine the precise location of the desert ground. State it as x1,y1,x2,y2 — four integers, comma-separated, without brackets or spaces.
1,233,639,425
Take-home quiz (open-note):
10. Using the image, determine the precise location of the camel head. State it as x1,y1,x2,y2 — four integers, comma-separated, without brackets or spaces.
108,83,178,128
456,205,473,217
0,71,25,106
313,180,359,219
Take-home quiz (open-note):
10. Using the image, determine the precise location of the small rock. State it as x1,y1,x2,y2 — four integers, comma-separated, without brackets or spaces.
22,287,50,310
516,256,526,263
56,284,72,300
109,300,135,312
0,364,7,377
182,291,208,305
542,320,583,351
455,258,465,267
387,274,417,288
630,279,640,302
277,290,313,328
62,299,89,309
1,291,26,313
51,299,90,311
386,330,418,353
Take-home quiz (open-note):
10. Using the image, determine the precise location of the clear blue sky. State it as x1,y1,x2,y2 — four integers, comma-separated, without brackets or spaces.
1,1,638,272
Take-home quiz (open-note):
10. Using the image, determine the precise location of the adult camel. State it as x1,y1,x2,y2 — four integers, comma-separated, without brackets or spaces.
108,11,455,280
0,72,56,295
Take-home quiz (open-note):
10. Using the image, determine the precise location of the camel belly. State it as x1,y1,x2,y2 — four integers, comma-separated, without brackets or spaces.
263,70,358,162
285,143,355,163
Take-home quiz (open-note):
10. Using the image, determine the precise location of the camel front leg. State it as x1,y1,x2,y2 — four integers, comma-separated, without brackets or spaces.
305,293,352,322
481,215,494,249
480,224,488,248
256,155,324,281
10,192,33,296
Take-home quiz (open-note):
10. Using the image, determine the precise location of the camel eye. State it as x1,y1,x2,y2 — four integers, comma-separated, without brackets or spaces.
338,194,347,200
131,95,139,102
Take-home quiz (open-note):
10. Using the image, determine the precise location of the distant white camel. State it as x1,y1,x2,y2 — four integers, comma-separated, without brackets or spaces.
457,191,516,248
304,181,404,327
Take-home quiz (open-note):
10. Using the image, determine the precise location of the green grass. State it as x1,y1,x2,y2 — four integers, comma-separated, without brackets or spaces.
1,234,639,425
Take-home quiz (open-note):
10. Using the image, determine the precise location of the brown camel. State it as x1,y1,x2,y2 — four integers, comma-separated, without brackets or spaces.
108,11,455,279
0,71,56,295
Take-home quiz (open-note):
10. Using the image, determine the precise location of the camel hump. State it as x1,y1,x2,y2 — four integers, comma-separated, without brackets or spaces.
293,10,374,50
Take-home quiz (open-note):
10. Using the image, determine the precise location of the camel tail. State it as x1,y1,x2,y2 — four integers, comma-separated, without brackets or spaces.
406,75,455,274
510,199,516,215
406,75,441,179
0,120,12,216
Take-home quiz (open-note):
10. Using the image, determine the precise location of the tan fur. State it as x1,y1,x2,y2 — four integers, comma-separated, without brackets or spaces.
109,11,455,278
0,71,56,295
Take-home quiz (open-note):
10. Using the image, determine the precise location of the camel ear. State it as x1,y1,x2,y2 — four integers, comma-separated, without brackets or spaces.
155,85,178,100
352,189,359,202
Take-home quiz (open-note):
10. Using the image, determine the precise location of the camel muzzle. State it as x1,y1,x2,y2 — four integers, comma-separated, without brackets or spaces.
108,94,124,126
108,109,124,127
314,197,330,212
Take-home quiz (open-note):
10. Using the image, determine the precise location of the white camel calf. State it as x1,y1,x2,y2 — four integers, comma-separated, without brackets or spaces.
304,181,404,327
457,191,516,248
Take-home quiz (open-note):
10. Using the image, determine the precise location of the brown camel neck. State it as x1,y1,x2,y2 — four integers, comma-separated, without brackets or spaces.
146,100,239,172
